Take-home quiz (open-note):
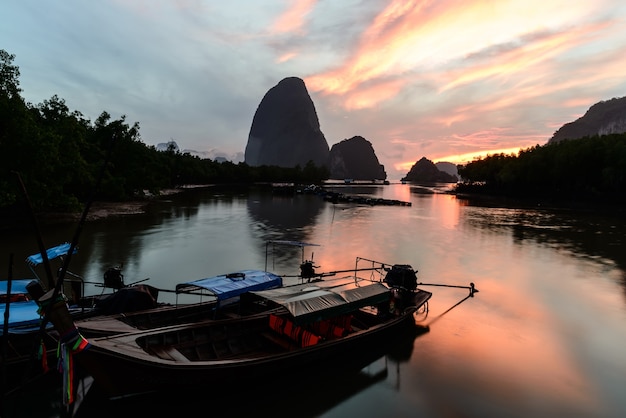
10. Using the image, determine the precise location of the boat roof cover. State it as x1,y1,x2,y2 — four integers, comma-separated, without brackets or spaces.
0,300,42,333
175,270,283,301
26,243,77,266
251,279,390,324
0,279,44,334
0,279,38,295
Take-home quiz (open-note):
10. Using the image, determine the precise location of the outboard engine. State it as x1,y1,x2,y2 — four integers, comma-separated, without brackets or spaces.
383,264,418,291
103,266,124,289
384,264,418,314
300,260,317,281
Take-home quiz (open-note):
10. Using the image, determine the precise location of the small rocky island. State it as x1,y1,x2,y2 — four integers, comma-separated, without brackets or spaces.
328,136,386,180
401,157,458,183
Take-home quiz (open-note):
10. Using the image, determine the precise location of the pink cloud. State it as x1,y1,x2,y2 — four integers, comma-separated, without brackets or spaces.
269,0,317,34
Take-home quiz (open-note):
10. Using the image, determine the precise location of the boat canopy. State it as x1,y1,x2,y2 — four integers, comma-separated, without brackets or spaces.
0,279,38,296
0,301,42,333
251,279,390,324
1,279,43,334
25,243,77,266
175,270,283,301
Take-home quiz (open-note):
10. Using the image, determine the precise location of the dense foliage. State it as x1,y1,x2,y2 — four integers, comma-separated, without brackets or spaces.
457,134,626,204
0,50,329,213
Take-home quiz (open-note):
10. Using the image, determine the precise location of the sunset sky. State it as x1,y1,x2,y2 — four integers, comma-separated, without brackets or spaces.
3,0,626,179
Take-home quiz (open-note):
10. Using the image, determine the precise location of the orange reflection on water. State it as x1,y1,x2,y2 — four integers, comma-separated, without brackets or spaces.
430,194,460,230
417,275,603,413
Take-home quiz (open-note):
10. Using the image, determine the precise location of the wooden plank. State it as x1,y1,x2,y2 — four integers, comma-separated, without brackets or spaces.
77,317,138,333
151,346,190,362
260,332,294,350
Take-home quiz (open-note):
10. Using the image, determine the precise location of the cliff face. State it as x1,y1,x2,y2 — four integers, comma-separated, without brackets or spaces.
402,157,458,183
548,96,626,144
328,136,386,180
244,77,329,168
435,162,459,177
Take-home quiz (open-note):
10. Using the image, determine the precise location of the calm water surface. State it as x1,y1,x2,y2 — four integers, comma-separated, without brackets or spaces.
2,184,625,417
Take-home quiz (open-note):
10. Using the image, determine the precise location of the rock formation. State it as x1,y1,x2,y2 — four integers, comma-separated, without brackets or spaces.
245,77,329,168
328,136,386,180
435,161,459,178
548,96,626,144
401,157,458,183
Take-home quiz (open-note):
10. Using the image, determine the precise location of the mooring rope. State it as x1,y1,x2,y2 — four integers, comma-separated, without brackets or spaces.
424,294,473,326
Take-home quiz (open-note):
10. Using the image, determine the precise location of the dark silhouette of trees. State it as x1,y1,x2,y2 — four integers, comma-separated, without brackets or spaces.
457,135,626,204
0,49,329,214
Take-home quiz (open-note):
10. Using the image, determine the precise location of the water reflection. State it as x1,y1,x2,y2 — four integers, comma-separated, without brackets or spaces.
3,185,626,417
246,190,325,267
457,197,626,296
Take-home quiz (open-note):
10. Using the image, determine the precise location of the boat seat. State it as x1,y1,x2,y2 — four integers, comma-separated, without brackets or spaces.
268,314,321,347
260,332,295,350
310,315,352,340
150,345,190,362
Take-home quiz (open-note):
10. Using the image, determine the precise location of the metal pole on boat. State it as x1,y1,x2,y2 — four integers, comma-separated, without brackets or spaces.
417,282,479,326
2,253,14,392
54,134,116,298
31,135,116,408
418,282,479,297
28,134,116,370
12,171,56,290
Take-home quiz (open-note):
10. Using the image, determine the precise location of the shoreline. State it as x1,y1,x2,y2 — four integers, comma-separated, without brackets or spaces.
3,183,625,231
47,187,197,223
1,188,194,231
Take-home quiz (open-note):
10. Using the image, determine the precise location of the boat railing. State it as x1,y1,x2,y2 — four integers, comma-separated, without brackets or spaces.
354,257,394,283
62,274,85,307
290,257,399,285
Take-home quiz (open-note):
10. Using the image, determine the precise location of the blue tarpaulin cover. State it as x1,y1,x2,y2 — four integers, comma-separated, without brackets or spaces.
1,279,43,333
26,242,77,266
0,301,42,333
0,279,37,296
175,270,283,301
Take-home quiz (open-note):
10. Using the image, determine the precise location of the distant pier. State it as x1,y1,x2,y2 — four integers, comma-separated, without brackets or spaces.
321,191,411,206
271,183,412,206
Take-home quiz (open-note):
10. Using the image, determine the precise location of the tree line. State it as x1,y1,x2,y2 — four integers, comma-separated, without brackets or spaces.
0,50,329,213
456,133,626,205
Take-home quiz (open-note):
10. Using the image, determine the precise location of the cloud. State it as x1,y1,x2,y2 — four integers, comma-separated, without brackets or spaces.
269,0,317,34
3,0,626,179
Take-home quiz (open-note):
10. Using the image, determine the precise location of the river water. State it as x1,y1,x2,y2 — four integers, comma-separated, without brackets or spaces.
2,183,625,417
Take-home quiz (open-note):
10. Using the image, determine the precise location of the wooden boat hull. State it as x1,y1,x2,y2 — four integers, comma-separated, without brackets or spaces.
78,315,418,398
76,289,431,399
1,329,59,393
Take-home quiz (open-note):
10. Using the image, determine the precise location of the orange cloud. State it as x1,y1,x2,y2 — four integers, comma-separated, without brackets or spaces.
269,0,317,34
437,146,526,165
341,79,406,110
277,52,297,63
395,146,527,171
306,0,612,114
439,21,613,93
